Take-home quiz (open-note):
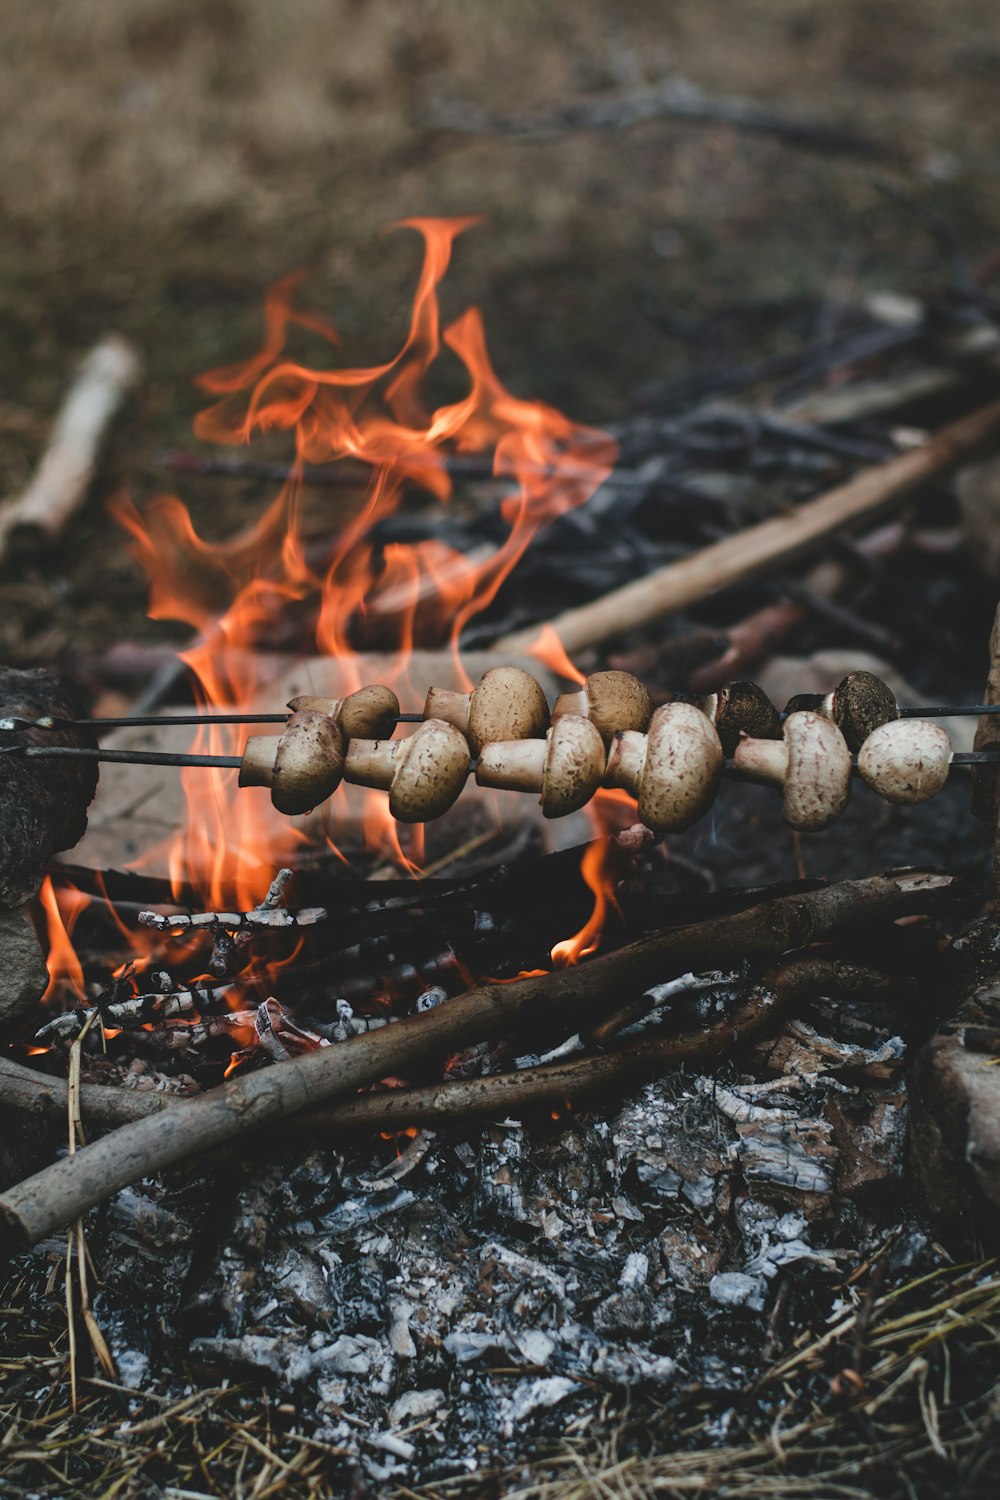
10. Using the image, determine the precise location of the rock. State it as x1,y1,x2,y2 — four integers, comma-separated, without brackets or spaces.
0,665,98,904
0,902,49,1024
912,978,1000,1242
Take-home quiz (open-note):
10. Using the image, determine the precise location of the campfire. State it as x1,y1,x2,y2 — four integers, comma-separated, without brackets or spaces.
4,216,1000,1496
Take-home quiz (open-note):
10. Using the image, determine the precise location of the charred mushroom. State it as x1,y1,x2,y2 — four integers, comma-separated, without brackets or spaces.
476,713,606,817
733,710,851,831
858,718,952,804
424,667,549,751
785,671,898,752
552,670,653,745
688,680,781,755
603,702,723,838
239,710,346,816
345,719,471,822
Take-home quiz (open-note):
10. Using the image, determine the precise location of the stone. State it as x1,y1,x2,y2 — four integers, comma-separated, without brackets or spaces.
0,665,98,904
911,978,1000,1243
0,901,49,1024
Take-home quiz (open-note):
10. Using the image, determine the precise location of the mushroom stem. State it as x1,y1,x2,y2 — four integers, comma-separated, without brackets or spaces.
552,688,587,719
476,739,547,793
730,737,789,788
603,731,647,796
238,736,278,788
422,687,471,737
343,739,399,791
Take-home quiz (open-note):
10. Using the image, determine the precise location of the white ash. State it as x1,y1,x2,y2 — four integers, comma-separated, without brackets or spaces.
51,1000,921,1488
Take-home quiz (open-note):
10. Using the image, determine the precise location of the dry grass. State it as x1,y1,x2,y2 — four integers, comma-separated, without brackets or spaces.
3,1248,999,1497
495,1257,1000,1500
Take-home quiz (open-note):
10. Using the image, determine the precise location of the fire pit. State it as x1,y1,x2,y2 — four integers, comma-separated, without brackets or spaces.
4,218,1000,1498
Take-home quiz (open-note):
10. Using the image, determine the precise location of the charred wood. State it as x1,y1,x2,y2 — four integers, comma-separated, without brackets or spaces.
0,870,963,1252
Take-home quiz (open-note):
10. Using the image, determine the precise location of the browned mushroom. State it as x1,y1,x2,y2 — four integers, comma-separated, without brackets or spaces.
476,713,606,817
785,671,898,752
287,684,400,739
551,670,653,745
239,711,346,816
424,667,549,751
733,711,851,830
344,719,471,822
603,702,723,838
857,718,952,804
688,680,781,755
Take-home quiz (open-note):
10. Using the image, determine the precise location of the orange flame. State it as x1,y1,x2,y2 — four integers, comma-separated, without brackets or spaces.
111,219,616,904
551,837,620,967
38,877,90,1004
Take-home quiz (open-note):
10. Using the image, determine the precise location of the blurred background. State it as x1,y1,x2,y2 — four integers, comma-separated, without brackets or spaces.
0,0,998,659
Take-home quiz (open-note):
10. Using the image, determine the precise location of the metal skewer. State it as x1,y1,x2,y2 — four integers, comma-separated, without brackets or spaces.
0,711,427,732
5,743,1000,772
2,705,1000,735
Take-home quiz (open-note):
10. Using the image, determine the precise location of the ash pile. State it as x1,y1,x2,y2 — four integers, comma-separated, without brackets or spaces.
26,935,942,1489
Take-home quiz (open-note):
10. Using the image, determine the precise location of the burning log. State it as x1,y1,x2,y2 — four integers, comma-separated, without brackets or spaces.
0,959,921,1144
0,870,964,1253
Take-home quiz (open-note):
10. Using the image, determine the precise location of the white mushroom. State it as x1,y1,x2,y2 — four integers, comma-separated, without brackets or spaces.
552,670,653,745
239,710,346,816
603,702,723,837
287,684,400,739
733,710,851,831
424,667,549,751
858,718,952,804
344,719,471,822
476,713,606,817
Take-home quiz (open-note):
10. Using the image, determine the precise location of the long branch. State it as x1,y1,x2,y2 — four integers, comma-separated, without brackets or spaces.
494,399,1000,656
0,871,960,1254
0,959,911,1138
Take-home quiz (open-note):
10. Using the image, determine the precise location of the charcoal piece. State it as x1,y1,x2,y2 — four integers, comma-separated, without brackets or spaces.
337,1254,388,1336
0,666,98,906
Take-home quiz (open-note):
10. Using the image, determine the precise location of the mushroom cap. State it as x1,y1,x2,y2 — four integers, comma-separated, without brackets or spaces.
388,718,471,822
830,671,898,751
637,702,723,837
288,685,400,739
781,711,851,830
338,685,400,739
581,670,653,743
467,667,550,753
271,711,346,816
712,680,781,754
858,718,951,804
539,713,607,818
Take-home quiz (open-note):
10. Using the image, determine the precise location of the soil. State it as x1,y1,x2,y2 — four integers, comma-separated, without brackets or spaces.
1,0,999,669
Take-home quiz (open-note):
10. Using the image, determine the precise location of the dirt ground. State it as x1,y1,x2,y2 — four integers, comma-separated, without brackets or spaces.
0,0,998,668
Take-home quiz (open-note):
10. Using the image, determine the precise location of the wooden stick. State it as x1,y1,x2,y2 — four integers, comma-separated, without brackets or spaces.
0,338,140,560
0,958,910,1137
495,399,1000,657
0,871,961,1255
